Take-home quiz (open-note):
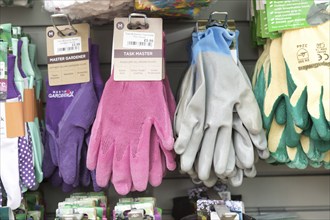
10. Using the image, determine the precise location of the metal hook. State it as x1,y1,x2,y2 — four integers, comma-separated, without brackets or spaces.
206,11,229,29
51,13,77,37
127,13,149,30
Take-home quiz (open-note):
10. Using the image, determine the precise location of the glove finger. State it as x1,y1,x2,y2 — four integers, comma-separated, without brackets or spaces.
149,132,164,187
275,99,287,125
232,114,254,169
213,126,232,176
86,117,102,171
300,134,322,161
174,66,194,135
95,139,114,188
228,168,243,187
112,143,132,195
202,169,218,188
163,75,176,121
286,143,308,170
42,135,57,178
223,142,236,177
179,130,204,172
130,120,152,192
308,88,330,141
59,131,84,185
79,144,91,187
50,168,62,188
322,150,330,169
174,72,206,154
268,118,289,163
198,127,218,181
244,165,257,178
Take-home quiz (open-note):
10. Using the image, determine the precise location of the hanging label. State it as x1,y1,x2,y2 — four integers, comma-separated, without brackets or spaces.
1,101,25,138
46,23,90,86
266,0,326,32
23,88,36,122
112,16,164,81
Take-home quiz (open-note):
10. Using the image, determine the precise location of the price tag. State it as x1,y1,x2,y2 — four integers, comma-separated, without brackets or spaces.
112,16,164,81
46,23,90,86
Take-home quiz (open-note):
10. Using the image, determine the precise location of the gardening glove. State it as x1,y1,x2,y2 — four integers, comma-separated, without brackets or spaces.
87,73,174,195
21,36,44,183
148,76,177,189
12,39,37,189
282,21,330,142
175,27,262,180
0,54,22,209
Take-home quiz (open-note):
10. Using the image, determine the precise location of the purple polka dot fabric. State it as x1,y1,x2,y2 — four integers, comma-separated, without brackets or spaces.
18,127,36,189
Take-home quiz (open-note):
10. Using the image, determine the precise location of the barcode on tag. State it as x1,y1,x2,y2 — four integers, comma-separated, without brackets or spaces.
54,37,82,55
123,32,155,49
0,62,5,78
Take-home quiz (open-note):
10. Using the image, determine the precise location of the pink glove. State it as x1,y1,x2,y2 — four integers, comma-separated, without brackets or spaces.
139,76,177,190
87,73,174,195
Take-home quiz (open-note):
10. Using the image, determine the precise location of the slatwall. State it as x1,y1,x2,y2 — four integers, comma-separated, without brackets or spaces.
1,1,329,219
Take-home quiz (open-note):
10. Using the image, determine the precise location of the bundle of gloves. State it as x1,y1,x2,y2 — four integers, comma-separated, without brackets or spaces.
43,44,104,192
252,21,330,169
174,26,269,188
0,0,33,7
43,0,134,24
135,0,216,18
0,24,44,210
86,65,177,195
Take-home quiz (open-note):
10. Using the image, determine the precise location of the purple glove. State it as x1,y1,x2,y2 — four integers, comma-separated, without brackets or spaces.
87,73,174,195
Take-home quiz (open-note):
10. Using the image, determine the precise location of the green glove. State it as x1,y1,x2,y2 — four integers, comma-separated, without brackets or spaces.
282,21,330,141
21,36,43,183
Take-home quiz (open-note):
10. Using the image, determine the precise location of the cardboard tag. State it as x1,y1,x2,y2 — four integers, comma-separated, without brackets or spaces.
4,101,25,138
112,17,164,81
23,88,36,122
46,23,90,86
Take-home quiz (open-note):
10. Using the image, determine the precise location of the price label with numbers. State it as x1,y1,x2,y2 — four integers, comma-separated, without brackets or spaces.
54,37,82,55
123,32,155,49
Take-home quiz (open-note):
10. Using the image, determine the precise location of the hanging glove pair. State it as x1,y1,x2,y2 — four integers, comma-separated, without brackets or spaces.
43,44,104,192
11,37,43,190
174,26,268,187
87,70,177,195
0,53,23,210
252,21,330,169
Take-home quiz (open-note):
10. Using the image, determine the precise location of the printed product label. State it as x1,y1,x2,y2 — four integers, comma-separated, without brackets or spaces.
266,0,315,32
123,32,155,49
54,37,82,55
